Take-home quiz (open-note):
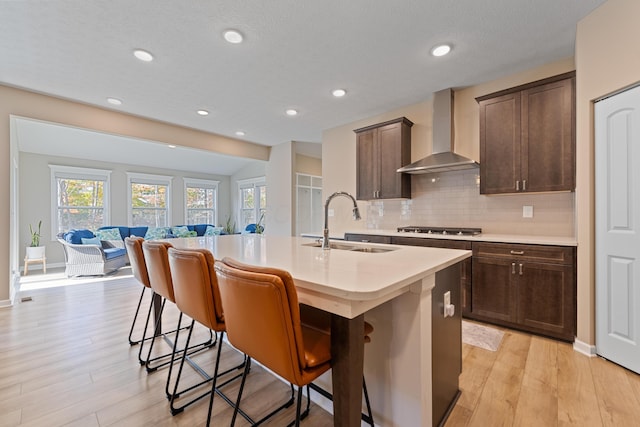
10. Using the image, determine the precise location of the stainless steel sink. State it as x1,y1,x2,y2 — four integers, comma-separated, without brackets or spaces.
302,241,356,250
350,247,395,253
302,241,396,253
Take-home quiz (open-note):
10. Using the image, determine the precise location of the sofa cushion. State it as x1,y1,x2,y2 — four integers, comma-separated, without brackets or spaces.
204,225,223,236
171,226,192,237
129,226,149,238
194,224,212,236
81,237,102,246
96,228,122,241
64,229,95,245
103,247,127,260
144,227,169,240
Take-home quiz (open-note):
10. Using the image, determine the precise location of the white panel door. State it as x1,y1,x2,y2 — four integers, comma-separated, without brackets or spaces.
595,84,640,374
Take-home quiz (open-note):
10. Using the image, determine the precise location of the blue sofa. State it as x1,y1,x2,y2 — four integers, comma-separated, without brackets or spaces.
97,224,223,239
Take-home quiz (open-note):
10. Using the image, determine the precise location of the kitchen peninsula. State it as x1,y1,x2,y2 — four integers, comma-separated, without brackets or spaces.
169,234,471,427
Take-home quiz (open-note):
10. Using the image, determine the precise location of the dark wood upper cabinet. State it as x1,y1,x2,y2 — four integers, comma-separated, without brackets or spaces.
477,72,575,194
354,117,412,200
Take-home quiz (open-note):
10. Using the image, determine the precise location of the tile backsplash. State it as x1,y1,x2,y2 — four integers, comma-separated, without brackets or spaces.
365,170,575,236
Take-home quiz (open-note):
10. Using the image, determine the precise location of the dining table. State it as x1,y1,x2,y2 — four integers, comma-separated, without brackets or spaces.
168,233,470,427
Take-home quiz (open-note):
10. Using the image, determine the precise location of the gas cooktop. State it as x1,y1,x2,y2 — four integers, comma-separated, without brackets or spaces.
397,226,482,236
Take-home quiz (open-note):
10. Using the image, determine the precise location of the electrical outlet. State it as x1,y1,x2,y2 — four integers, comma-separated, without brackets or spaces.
328,209,335,217
523,205,534,218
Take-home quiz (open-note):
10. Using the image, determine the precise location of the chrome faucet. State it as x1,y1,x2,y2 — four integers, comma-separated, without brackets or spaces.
323,191,361,249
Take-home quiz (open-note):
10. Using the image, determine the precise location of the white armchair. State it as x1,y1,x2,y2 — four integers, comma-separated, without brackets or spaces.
57,232,127,277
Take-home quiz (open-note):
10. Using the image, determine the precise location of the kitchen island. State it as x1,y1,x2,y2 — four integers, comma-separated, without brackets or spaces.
170,234,471,427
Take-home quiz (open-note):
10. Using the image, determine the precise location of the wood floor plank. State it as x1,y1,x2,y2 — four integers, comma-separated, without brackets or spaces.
557,343,602,426
590,356,640,426
455,344,498,411
465,330,531,426
513,336,558,427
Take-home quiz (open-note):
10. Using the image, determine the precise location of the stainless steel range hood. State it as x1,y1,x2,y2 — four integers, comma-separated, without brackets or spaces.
397,88,479,174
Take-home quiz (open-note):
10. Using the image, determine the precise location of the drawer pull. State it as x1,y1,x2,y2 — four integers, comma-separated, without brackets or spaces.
510,250,525,255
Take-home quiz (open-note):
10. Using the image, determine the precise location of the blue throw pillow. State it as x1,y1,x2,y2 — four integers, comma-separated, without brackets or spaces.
81,237,102,246
144,227,169,240
204,225,223,236
171,226,191,238
64,229,96,244
96,228,122,241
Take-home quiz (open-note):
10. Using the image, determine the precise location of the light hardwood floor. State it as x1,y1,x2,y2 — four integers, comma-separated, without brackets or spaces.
2,270,640,426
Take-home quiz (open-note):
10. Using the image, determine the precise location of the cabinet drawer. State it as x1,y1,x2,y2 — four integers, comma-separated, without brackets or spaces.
391,236,471,250
472,242,574,265
344,233,391,244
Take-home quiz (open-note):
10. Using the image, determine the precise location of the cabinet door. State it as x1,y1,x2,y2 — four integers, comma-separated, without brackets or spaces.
479,92,521,194
471,256,517,323
356,128,378,200
521,78,575,192
378,122,408,199
516,261,575,340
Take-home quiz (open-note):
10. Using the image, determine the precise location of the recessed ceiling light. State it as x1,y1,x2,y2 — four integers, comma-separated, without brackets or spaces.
223,29,244,44
235,131,246,137
332,89,347,97
107,97,122,105
133,49,154,62
197,110,209,116
431,44,452,57
285,109,298,116
168,145,176,149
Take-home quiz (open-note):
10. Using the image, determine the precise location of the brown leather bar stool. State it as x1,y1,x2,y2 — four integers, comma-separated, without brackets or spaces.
141,240,214,375
299,304,375,426
124,236,151,345
214,257,332,426
167,247,246,423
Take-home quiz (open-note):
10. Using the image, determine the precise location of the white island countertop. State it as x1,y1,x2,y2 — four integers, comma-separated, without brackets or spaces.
170,234,471,318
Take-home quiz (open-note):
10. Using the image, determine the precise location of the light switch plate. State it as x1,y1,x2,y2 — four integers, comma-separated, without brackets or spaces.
523,205,534,218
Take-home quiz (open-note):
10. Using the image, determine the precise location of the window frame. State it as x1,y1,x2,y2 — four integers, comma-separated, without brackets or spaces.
183,177,219,226
49,165,111,239
237,176,267,231
127,172,173,227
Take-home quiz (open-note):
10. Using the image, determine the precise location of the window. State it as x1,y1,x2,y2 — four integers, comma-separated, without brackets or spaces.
184,178,219,225
50,165,111,237
127,173,172,227
238,177,267,231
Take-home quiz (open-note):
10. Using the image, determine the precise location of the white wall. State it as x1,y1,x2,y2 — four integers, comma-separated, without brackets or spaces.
265,141,294,236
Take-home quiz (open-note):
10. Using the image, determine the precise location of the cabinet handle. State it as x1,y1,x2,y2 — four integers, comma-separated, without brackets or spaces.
511,262,516,274
522,180,527,191
516,180,520,191
519,263,523,275
510,250,524,255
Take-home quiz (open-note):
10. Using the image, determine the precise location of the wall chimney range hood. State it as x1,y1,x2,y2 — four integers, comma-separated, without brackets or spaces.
397,88,479,174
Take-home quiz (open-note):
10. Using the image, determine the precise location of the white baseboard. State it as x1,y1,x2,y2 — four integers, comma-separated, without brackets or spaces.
573,338,597,357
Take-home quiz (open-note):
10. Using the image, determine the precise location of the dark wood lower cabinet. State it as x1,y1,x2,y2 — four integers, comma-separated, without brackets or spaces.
470,256,516,323
469,242,576,341
344,234,577,341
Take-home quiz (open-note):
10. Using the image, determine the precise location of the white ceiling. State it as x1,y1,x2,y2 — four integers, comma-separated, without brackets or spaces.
1,0,605,170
